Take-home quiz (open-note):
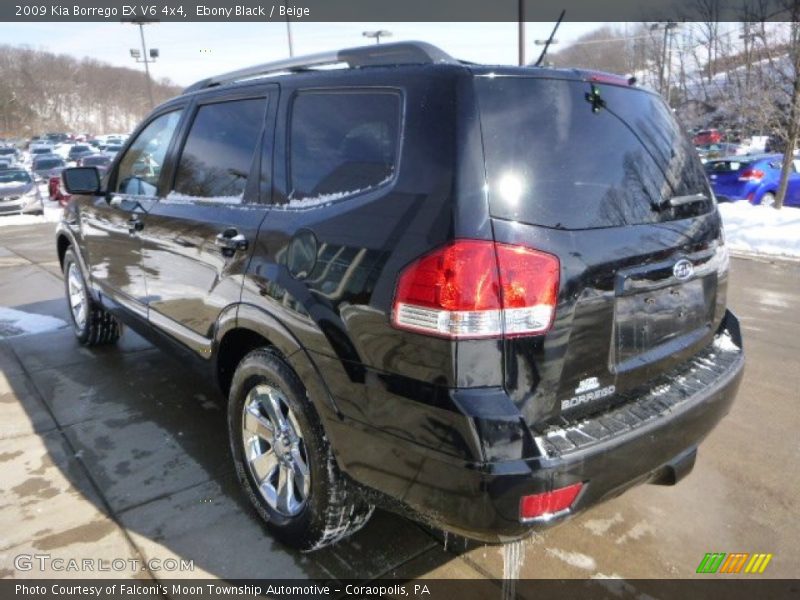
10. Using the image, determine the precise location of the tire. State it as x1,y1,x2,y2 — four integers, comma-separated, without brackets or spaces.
228,347,373,551
760,192,776,207
62,248,121,346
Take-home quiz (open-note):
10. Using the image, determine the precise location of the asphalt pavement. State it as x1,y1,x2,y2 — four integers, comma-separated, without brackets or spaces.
0,222,797,588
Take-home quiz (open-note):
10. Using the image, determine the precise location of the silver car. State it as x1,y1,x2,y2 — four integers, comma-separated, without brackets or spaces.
0,169,44,215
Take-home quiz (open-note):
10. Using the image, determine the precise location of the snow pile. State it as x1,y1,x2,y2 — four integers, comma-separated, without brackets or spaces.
0,204,62,228
718,201,800,259
0,307,67,338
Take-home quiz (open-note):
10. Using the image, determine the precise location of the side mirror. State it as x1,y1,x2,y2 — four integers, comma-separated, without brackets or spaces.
62,167,101,195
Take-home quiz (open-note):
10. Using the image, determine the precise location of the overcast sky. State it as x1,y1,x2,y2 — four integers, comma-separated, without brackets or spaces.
0,21,608,87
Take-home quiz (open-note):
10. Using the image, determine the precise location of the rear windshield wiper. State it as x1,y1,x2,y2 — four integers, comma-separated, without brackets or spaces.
653,193,708,211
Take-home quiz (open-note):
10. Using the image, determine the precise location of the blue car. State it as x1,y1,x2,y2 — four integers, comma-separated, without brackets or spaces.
705,154,800,207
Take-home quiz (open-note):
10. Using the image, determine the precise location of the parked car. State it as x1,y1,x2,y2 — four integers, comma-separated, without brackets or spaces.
102,143,123,157
705,153,800,206
696,142,746,163
0,158,16,170
57,42,744,550
693,128,723,145
76,153,112,174
67,144,94,163
0,168,44,215
28,145,54,161
0,146,20,162
31,155,66,181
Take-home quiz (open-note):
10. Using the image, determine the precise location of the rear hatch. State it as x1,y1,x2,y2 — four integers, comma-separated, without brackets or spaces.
705,158,755,199
475,73,728,429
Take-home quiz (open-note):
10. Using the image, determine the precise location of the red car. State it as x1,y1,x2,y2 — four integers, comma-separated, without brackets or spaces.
693,128,723,145
48,175,71,207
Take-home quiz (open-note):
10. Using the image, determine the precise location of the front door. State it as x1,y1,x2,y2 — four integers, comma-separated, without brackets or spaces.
139,88,276,354
81,109,184,318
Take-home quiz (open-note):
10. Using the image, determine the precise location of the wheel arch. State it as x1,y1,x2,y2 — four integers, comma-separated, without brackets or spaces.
214,303,342,424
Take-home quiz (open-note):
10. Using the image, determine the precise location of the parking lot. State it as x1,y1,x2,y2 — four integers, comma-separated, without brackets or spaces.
0,221,798,586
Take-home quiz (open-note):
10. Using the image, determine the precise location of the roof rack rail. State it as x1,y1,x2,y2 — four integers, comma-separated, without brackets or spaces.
183,41,458,94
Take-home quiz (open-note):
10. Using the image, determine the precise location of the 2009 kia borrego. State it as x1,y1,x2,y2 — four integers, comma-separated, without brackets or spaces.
56,42,744,550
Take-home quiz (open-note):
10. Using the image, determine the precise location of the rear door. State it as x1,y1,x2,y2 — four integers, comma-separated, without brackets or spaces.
139,86,276,354
476,75,727,427
81,108,184,317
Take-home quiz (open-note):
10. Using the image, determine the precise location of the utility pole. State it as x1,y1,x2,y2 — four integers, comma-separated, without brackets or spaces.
125,18,158,109
518,0,525,66
283,1,294,57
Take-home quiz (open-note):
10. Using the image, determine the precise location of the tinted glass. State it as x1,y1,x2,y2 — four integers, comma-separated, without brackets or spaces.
83,155,110,166
173,97,266,200
0,170,30,183
478,77,712,229
706,160,752,173
116,110,181,196
0,148,15,155
32,148,51,154
289,91,400,200
34,158,64,169
72,145,90,152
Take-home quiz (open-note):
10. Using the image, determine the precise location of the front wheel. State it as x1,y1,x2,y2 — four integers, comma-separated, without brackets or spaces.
227,348,373,551
62,248,121,346
760,192,776,207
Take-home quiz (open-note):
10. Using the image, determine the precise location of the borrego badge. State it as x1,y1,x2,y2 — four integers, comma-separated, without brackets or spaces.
561,377,616,410
673,259,694,281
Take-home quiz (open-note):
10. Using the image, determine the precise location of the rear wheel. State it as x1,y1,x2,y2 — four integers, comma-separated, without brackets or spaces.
63,248,121,346
760,192,776,207
228,348,373,550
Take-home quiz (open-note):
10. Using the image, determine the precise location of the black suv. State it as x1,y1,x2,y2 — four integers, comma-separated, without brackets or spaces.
57,42,744,550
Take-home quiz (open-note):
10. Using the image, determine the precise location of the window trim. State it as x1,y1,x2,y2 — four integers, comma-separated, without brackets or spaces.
283,86,404,210
166,92,271,206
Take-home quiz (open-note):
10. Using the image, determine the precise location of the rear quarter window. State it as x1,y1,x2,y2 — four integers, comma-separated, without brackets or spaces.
288,90,401,206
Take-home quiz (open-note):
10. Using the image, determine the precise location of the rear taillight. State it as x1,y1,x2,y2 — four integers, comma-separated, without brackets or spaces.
520,482,583,521
391,240,559,339
738,168,764,182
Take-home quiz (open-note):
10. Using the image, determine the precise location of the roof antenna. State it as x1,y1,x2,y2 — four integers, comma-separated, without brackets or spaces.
534,9,566,67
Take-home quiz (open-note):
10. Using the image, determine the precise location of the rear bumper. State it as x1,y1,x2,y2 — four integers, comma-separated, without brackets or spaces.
341,311,744,542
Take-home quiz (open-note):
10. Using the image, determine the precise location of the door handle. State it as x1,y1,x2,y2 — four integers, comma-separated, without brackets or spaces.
127,216,144,234
215,229,248,256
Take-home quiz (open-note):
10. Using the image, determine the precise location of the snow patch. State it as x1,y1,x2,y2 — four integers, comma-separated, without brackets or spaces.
545,548,597,571
615,520,655,544
0,307,67,338
285,176,393,209
164,191,243,205
583,512,624,536
0,204,62,228
718,202,800,259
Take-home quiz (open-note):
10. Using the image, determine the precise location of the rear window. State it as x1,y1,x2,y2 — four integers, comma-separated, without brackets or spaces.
706,160,751,173
34,158,63,169
82,155,110,166
71,145,90,152
477,77,712,229
289,90,400,202
0,148,15,155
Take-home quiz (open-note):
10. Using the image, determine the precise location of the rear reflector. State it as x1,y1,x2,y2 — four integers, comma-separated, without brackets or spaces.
519,482,583,520
392,240,559,339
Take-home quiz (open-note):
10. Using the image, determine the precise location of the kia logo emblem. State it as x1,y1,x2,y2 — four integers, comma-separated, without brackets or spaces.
673,259,694,281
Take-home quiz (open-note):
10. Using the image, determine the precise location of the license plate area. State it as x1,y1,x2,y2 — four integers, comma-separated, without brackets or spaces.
614,277,713,367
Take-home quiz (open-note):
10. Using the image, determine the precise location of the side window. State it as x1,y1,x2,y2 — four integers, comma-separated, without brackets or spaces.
289,91,400,202
115,110,182,196
172,97,266,202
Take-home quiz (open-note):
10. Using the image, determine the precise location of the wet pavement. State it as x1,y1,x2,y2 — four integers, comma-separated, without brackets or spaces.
0,222,798,586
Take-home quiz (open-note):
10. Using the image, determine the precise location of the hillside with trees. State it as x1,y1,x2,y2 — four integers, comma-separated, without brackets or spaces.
0,44,181,137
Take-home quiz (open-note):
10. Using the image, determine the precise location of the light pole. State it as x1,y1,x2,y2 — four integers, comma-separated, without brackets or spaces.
363,30,392,45
125,18,158,108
